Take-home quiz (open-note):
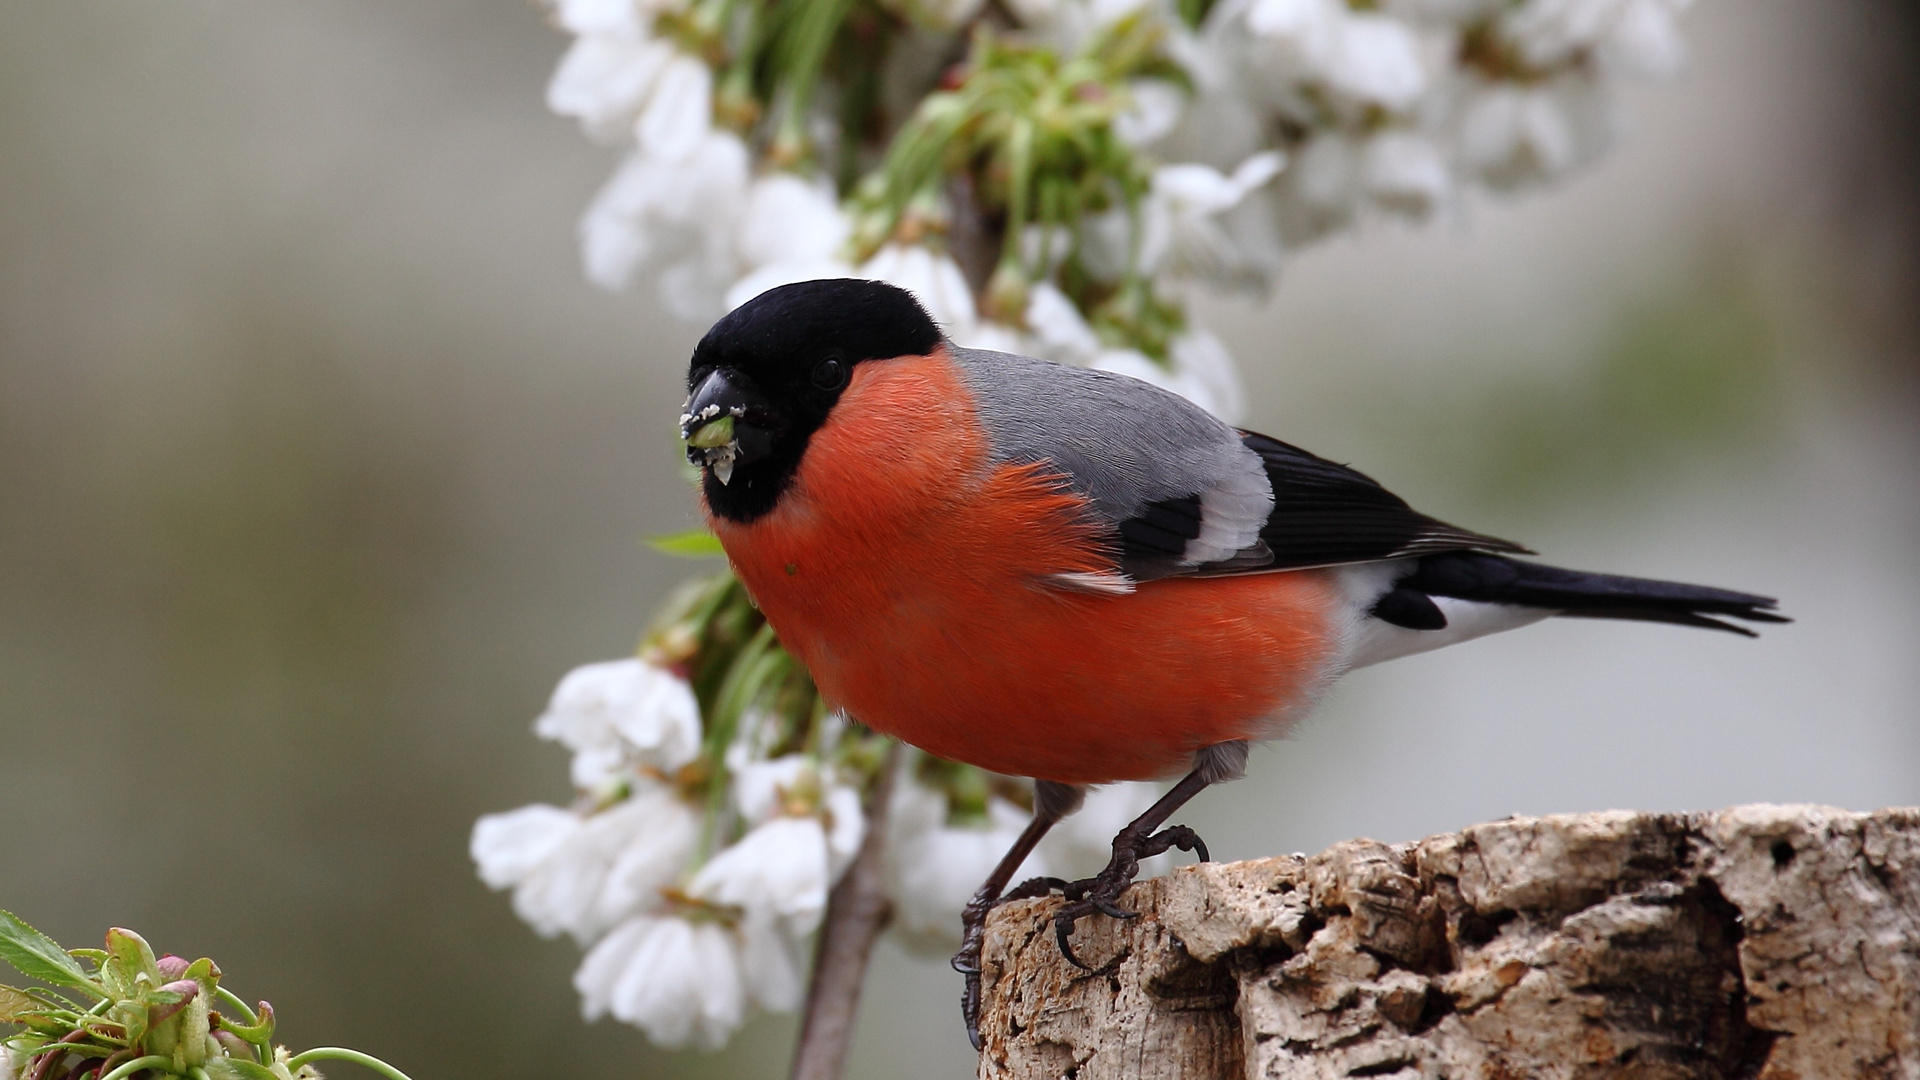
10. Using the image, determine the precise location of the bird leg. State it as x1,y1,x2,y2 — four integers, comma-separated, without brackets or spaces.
952,780,1083,1050
1051,744,1243,971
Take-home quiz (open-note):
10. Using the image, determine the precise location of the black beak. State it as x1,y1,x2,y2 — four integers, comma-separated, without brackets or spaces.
680,369,777,484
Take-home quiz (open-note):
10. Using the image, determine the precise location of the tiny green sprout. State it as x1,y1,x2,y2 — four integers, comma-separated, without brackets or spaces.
0,912,413,1080
687,415,736,449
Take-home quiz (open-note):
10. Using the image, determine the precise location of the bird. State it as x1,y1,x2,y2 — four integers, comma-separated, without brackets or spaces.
677,277,1786,1047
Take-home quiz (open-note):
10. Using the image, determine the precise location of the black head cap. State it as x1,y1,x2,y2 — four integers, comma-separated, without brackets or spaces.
685,279,944,522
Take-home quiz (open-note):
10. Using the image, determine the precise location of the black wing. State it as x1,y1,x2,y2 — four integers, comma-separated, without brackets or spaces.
1114,431,1530,579
1240,431,1530,569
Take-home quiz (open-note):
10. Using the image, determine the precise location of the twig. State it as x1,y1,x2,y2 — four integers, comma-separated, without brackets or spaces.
788,741,902,1080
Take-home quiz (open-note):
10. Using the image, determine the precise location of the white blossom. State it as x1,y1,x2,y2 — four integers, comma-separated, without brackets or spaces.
1269,127,1456,243
1009,0,1155,52
1359,131,1452,219
821,784,867,873
1595,0,1691,78
857,244,979,336
546,0,652,36
884,779,1040,951
690,816,833,937
1379,0,1503,24
1500,0,1691,76
950,320,1031,355
724,259,858,311
1140,151,1285,288
736,174,851,272
591,790,705,927
1034,782,1163,877
1451,75,1613,190
579,130,750,309
1000,0,1067,29
1316,11,1428,110
532,658,703,789
471,803,580,889
636,55,715,162
1114,79,1186,147
730,753,813,823
1241,0,1427,113
728,754,866,874
1024,282,1103,363
1265,130,1359,242
547,32,678,144
1092,328,1247,424
880,774,1173,952
482,787,701,943
543,0,1690,339
734,913,810,1011
1021,286,1250,423
574,914,747,1048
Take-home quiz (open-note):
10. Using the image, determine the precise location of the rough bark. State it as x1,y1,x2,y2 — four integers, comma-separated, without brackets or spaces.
976,804,1920,1080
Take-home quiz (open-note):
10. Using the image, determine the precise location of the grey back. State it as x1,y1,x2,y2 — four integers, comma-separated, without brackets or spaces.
948,346,1274,577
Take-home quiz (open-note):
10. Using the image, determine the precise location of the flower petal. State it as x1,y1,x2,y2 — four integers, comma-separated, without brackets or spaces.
856,244,977,337
690,817,832,936
636,56,714,163
471,804,579,890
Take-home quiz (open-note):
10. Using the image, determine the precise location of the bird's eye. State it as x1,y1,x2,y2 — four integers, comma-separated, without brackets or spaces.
811,355,849,391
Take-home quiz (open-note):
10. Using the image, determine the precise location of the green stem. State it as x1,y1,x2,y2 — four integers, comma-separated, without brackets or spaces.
1001,117,1035,269
774,0,858,156
1037,177,1062,273
285,1048,415,1080
212,989,257,1027
211,989,273,1065
98,1056,171,1080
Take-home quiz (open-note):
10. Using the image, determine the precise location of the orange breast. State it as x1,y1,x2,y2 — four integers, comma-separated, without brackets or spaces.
706,350,1342,783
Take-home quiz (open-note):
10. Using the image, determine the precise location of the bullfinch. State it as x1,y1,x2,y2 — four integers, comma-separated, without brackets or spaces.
678,278,1786,1046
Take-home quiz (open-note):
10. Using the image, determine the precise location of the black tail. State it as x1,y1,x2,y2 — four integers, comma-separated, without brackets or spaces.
1395,552,1790,637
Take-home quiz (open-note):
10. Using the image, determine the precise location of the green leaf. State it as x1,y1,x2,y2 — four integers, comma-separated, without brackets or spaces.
184,957,221,990
0,911,99,993
647,530,725,558
1,983,42,1022
102,928,157,998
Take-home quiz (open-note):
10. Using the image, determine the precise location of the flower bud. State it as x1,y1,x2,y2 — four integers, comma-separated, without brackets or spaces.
147,980,199,1025
212,1029,258,1062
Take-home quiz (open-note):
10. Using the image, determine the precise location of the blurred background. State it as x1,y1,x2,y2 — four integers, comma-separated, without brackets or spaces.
1,0,1915,1077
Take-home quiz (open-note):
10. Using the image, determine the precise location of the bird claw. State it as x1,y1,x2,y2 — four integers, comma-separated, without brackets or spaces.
1050,822,1210,971
1051,891,1138,971
954,876,1073,1050
1145,824,1208,863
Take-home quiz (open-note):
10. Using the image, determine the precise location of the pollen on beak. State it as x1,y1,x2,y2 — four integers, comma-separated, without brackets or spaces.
683,416,742,484
681,369,774,487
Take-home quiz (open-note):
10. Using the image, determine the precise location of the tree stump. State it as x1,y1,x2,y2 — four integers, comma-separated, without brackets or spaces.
975,805,1920,1080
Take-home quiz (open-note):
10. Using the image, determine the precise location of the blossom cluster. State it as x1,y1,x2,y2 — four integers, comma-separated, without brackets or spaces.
545,0,1689,424
470,579,1161,1049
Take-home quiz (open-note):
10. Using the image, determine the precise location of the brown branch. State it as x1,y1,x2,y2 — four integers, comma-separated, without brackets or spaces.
788,742,903,1080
